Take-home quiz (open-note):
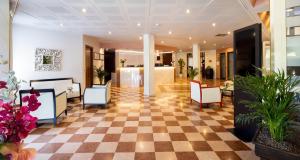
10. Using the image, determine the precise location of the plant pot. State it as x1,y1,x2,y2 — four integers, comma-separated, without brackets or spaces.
254,128,300,160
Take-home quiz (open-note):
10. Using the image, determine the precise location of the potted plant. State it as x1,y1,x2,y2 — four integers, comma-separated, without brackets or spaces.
188,67,199,80
178,58,185,78
120,59,127,67
95,66,108,85
236,69,300,160
0,70,41,160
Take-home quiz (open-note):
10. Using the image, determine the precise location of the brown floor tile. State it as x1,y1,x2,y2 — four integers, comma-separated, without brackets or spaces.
152,126,168,133
176,116,189,120
61,127,80,134
83,122,99,127
152,116,164,121
169,133,188,141
135,152,155,160
190,141,213,151
139,121,152,126
102,134,121,142
165,121,180,126
56,122,72,128
176,152,199,160
201,133,222,141
33,135,55,143
210,126,228,132
76,142,99,153
191,120,206,126
181,126,198,132
225,141,251,151
200,116,214,120
75,117,90,122
154,142,174,152
111,121,125,127
92,153,114,160
127,116,139,121
218,120,233,125
39,143,63,153
123,127,138,133
92,127,109,134
68,134,88,142
216,151,241,160
49,153,73,160
116,142,136,152
30,128,50,134
137,133,153,141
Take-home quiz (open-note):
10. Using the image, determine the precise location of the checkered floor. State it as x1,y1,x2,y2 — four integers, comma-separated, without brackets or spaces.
24,85,259,160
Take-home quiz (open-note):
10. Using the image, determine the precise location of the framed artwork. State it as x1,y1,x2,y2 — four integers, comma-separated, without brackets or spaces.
35,48,62,71
94,53,100,60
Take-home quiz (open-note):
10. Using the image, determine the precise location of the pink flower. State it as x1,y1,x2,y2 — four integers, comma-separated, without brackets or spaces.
0,81,7,89
22,94,41,111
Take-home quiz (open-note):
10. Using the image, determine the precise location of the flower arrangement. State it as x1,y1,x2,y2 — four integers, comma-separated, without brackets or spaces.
120,59,127,67
0,70,41,159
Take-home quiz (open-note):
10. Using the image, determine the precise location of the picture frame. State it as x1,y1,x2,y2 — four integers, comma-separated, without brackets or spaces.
94,53,100,60
35,48,62,71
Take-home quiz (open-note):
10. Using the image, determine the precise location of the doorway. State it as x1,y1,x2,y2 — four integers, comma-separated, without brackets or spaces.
220,53,226,80
227,52,234,80
85,45,93,88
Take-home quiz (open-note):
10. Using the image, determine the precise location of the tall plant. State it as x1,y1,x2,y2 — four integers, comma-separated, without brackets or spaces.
94,66,108,85
188,67,199,80
236,69,300,142
178,58,185,74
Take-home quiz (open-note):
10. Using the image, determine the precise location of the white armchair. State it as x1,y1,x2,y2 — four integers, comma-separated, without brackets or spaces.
190,80,222,110
83,81,111,109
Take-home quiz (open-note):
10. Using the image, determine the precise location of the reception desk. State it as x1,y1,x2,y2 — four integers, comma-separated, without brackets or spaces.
117,67,175,87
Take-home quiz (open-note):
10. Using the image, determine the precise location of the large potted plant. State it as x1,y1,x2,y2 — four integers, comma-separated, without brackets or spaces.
236,69,300,160
95,66,108,85
178,58,185,78
188,67,199,80
0,70,41,159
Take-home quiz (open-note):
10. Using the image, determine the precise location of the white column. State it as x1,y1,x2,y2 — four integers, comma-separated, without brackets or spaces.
143,34,155,96
192,43,200,80
270,0,286,71
0,0,10,77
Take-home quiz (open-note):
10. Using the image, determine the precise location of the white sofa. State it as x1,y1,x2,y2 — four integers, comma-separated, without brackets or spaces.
30,78,81,101
83,81,111,109
190,80,222,109
19,89,67,125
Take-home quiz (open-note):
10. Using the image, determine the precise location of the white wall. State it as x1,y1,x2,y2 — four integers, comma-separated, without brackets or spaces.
205,50,217,79
117,52,143,67
13,24,84,87
0,0,10,77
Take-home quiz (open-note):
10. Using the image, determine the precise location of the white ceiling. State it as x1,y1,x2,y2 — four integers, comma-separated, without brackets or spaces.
13,0,262,50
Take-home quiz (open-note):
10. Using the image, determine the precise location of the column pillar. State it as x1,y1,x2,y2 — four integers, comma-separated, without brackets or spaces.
0,0,10,77
270,0,286,71
192,43,201,80
143,34,155,96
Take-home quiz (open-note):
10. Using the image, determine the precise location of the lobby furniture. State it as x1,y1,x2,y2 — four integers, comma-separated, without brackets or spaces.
30,78,81,101
220,80,234,101
19,89,67,125
190,80,222,110
117,66,175,87
83,80,112,109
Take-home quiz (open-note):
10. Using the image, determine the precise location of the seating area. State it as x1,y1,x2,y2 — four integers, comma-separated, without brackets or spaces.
1,0,300,160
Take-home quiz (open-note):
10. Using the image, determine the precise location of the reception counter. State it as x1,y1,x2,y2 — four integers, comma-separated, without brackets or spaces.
117,67,175,87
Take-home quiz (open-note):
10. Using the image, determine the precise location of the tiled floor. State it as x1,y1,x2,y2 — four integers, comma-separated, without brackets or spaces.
25,83,259,160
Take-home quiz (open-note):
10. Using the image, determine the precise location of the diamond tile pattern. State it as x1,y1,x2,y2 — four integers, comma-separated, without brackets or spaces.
25,86,258,160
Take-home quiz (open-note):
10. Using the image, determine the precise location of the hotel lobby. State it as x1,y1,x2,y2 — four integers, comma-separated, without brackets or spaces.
0,0,300,160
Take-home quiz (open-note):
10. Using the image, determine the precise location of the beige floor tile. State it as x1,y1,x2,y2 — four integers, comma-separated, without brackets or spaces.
172,141,193,152
208,141,233,151
153,133,171,141
56,143,82,153
155,152,177,160
96,142,118,153
196,151,221,160
135,142,155,152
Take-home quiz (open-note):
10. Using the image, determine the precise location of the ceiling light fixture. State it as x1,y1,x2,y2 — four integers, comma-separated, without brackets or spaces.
213,43,216,46
108,31,112,35
155,23,160,27
203,40,207,44
161,41,165,44
139,36,143,40
227,31,231,35
81,8,87,13
212,23,216,27
188,36,192,40
168,30,172,35
186,9,190,14
137,22,141,27
59,23,64,27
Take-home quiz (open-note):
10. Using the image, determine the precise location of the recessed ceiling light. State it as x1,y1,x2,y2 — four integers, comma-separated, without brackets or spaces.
59,23,64,27
227,31,231,35
203,40,207,44
139,36,142,40
212,23,216,27
81,8,87,13
155,23,160,27
188,36,192,40
213,43,216,46
137,22,141,27
186,9,190,14
168,30,172,35
108,31,112,35
161,41,165,44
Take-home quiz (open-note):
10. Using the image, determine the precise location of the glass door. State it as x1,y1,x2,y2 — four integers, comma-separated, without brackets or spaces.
220,53,226,80
227,52,234,80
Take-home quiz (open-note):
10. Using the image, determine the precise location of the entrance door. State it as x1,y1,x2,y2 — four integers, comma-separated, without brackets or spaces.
220,53,226,80
227,52,234,80
104,49,116,82
85,45,93,88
